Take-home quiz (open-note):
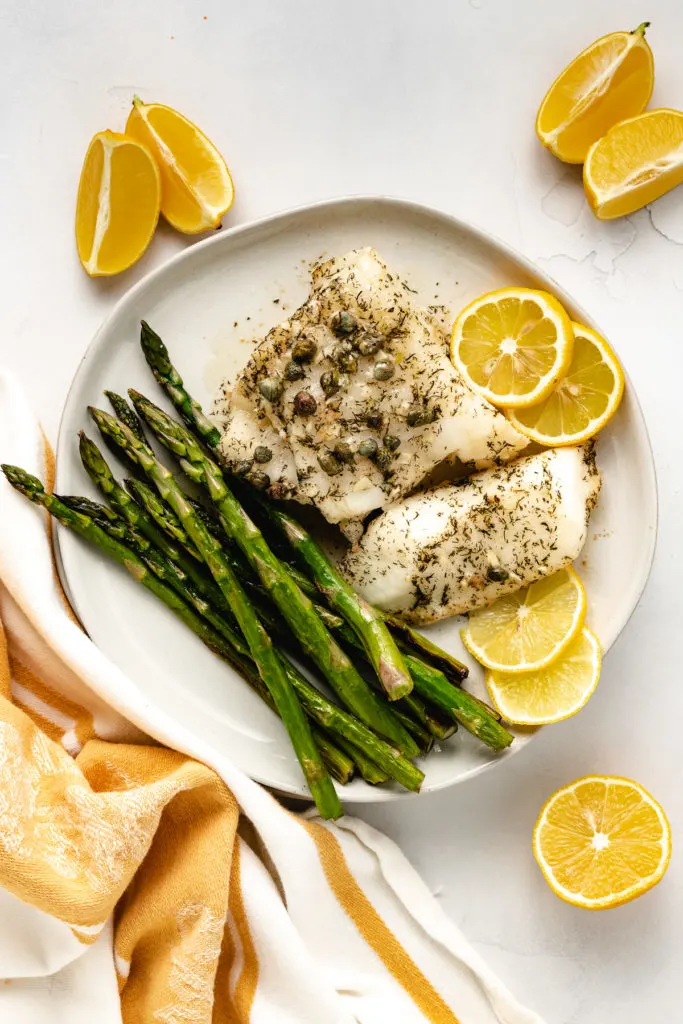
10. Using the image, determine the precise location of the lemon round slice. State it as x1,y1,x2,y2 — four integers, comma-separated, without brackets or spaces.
536,23,653,164
507,323,624,446
584,109,683,220
486,628,601,725
533,776,671,909
75,130,161,277
461,566,586,674
126,96,234,234
450,287,574,408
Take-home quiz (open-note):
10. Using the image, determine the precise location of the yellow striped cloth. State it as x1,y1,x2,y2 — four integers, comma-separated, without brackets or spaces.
0,370,545,1024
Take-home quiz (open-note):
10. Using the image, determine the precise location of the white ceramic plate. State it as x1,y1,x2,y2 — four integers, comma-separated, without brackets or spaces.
56,196,657,802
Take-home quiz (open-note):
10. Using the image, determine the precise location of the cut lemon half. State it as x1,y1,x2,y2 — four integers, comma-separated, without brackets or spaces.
536,22,654,164
486,628,601,725
75,130,161,277
125,96,234,234
584,108,683,220
507,323,624,445
533,776,671,909
461,566,586,674
450,287,574,408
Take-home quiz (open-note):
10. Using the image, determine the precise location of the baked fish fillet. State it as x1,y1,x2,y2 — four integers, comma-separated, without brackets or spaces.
339,445,601,624
216,247,527,536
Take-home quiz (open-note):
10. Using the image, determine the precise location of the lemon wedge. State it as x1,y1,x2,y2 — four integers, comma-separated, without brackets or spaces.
126,97,234,234
507,323,624,445
533,776,671,909
584,108,683,219
75,130,161,277
461,566,586,674
450,287,574,409
536,23,654,164
486,627,601,725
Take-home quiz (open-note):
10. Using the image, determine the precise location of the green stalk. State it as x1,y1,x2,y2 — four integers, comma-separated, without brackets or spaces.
246,496,412,700
404,654,513,751
140,320,222,447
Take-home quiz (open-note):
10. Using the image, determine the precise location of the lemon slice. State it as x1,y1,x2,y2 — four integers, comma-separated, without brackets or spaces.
75,130,161,277
450,287,574,408
584,108,683,220
536,23,654,164
461,566,586,673
533,776,671,909
507,323,624,445
126,96,234,234
486,628,600,725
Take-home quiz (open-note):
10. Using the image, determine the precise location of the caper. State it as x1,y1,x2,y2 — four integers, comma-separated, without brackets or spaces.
384,434,401,452
318,451,343,475
284,360,305,381
320,370,340,395
251,470,271,490
486,565,509,583
333,440,354,463
358,438,378,458
253,445,273,464
373,360,395,381
337,352,358,373
330,310,357,335
259,376,283,402
364,406,383,428
234,459,252,477
293,390,317,416
357,332,382,356
292,336,317,362
406,405,428,427
374,446,392,470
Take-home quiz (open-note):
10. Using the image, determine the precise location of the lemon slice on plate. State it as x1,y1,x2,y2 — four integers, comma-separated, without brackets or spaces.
584,108,683,220
533,776,671,909
461,566,586,673
507,323,624,445
536,22,654,164
126,96,234,234
75,130,161,277
450,287,573,408
486,627,601,725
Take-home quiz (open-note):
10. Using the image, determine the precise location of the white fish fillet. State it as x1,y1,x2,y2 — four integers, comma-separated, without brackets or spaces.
216,248,527,535
339,445,601,624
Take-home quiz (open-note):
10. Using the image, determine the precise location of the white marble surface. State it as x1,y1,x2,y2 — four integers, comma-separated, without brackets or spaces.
1,2,682,1021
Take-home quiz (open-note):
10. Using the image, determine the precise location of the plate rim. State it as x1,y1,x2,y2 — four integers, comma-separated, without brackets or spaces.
55,193,659,801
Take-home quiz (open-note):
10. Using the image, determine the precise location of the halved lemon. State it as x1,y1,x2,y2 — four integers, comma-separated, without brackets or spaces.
461,566,586,674
536,23,654,164
75,130,161,277
486,628,601,725
533,776,671,909
584,108,683,219
450,287,574,409
507,323,624,445
125,96,234,234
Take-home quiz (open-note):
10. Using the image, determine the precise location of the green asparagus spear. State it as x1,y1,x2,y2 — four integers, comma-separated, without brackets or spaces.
245,496,412,701
105,391,148,445
403,653,513,751
140,320,222,447
118,396,419,757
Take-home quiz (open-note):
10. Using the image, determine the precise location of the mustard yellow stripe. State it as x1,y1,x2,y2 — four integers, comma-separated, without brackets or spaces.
13,695,65,745
301,820,460,1024
230,842,259,1021
0,621,10,699
12,657,95,747
70,926,102,946
213,903,237,1024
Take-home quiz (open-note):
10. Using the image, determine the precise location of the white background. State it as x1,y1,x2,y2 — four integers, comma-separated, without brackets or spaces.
2,2,682,1021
